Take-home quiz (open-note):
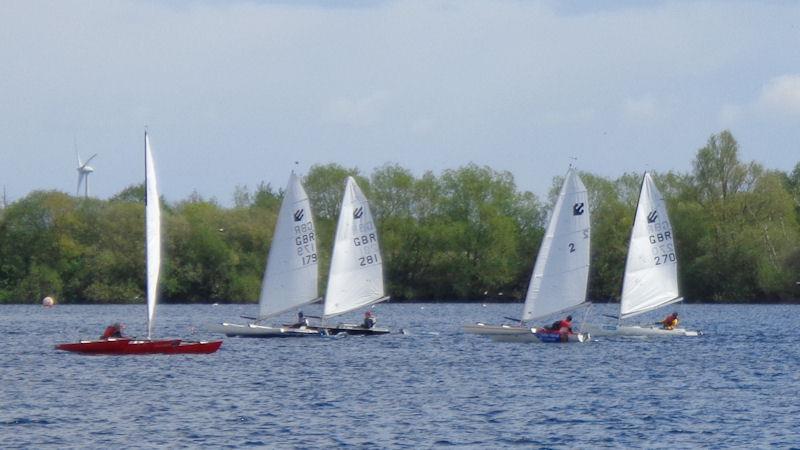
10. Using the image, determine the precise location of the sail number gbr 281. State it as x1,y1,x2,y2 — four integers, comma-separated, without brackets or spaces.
353,222,380,267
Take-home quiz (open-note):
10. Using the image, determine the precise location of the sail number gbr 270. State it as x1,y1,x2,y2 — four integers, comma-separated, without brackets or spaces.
648,220,675,265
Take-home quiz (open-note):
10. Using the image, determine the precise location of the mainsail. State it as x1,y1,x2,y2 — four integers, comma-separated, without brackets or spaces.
619,172,681,319
323,177,386,318
258,173,319,319
144,132,161,339
521,168,591,321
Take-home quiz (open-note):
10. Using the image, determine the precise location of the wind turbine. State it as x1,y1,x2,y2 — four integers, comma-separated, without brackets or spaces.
76,150,98,198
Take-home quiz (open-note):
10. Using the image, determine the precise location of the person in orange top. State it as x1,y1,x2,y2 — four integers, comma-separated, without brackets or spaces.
660,312,679,330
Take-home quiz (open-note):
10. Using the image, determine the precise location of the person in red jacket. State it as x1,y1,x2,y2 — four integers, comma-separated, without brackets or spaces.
660,312,679,330
557,315,573,334
100,322,125,339
543,315,574,342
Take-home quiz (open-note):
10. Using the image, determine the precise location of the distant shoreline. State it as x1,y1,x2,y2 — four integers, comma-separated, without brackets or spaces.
6,299,800,305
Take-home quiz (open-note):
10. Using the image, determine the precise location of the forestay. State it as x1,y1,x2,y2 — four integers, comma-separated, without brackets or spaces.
620,172,681,319
323,177,386,318
144,132,161,340
521,168,591,321
258,173,319,319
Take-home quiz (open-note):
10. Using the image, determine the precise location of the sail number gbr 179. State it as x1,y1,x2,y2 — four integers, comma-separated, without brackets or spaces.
294,221,317,266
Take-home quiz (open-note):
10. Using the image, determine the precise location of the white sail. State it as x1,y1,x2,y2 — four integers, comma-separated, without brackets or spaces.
323,177,386,318
619,172,681,319
521,168,591,322
144,132,161,339
258,173,319,319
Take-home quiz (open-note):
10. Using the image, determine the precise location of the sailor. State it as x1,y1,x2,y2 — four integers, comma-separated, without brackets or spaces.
547,315,573,333
558,315,574,334
293,311,309,328
362,310,376,329
100,322,125,339
661,312,679,330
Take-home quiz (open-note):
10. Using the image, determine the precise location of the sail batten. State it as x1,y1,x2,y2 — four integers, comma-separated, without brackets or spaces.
619,172,680,318
521,168,591,322
258,173,319,319
323,177,386,319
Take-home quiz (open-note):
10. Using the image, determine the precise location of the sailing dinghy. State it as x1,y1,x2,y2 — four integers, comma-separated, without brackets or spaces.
584,172,700,337
464,168,591,343
56,132,222,355
318,177,390,336
210,173,321,338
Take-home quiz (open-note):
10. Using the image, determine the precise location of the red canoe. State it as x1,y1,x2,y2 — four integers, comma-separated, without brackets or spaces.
55,338,222,355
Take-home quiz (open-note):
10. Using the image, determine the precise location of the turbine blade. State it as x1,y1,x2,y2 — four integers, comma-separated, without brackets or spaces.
84,153,98,166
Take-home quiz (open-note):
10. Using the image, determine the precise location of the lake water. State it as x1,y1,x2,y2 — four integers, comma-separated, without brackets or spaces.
1,302,799,449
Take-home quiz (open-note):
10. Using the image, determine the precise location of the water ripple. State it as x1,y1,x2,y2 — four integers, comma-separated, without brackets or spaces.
1,303,799,448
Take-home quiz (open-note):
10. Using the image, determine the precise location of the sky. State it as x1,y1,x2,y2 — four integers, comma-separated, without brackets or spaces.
1,0,799,206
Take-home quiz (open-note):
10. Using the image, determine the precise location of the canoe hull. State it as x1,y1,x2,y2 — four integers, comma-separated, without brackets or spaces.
55,338,222,354
463,323,529,336
320,324,390,336
489,328,590,343
583,324,701,337
209,322,320,338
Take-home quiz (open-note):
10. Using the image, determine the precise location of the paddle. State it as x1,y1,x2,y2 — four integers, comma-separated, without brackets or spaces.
602,314,619,319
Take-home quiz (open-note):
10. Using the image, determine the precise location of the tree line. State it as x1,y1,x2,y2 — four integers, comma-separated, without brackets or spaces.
1,130,798,304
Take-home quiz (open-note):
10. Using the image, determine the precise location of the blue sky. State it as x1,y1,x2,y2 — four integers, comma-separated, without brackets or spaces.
1,0,798,205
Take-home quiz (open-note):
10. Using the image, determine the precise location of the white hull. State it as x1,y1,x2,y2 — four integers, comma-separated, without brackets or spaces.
208,322,320,338
584,324,701,337
462,323,529,336
489,328,590,343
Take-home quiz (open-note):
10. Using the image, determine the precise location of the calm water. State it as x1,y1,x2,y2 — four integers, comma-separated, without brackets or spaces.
1,302,799,449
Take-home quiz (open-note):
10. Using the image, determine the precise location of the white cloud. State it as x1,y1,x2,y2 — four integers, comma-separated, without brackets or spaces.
1,0,799,204
718,103,744,125
756,74,800,117
622,94,663,122
322,91,391,127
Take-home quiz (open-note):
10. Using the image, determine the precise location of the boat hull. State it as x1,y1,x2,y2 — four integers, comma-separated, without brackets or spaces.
489,328,590,343
55,338,222,354
209,322,320,338
462,323,529,336
584,324,701,337
320,324,390,336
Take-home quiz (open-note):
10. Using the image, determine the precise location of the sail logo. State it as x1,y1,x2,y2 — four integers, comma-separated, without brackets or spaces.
293,209,304,222
353,207,364,219
647,210,658,223
573,202,585,216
